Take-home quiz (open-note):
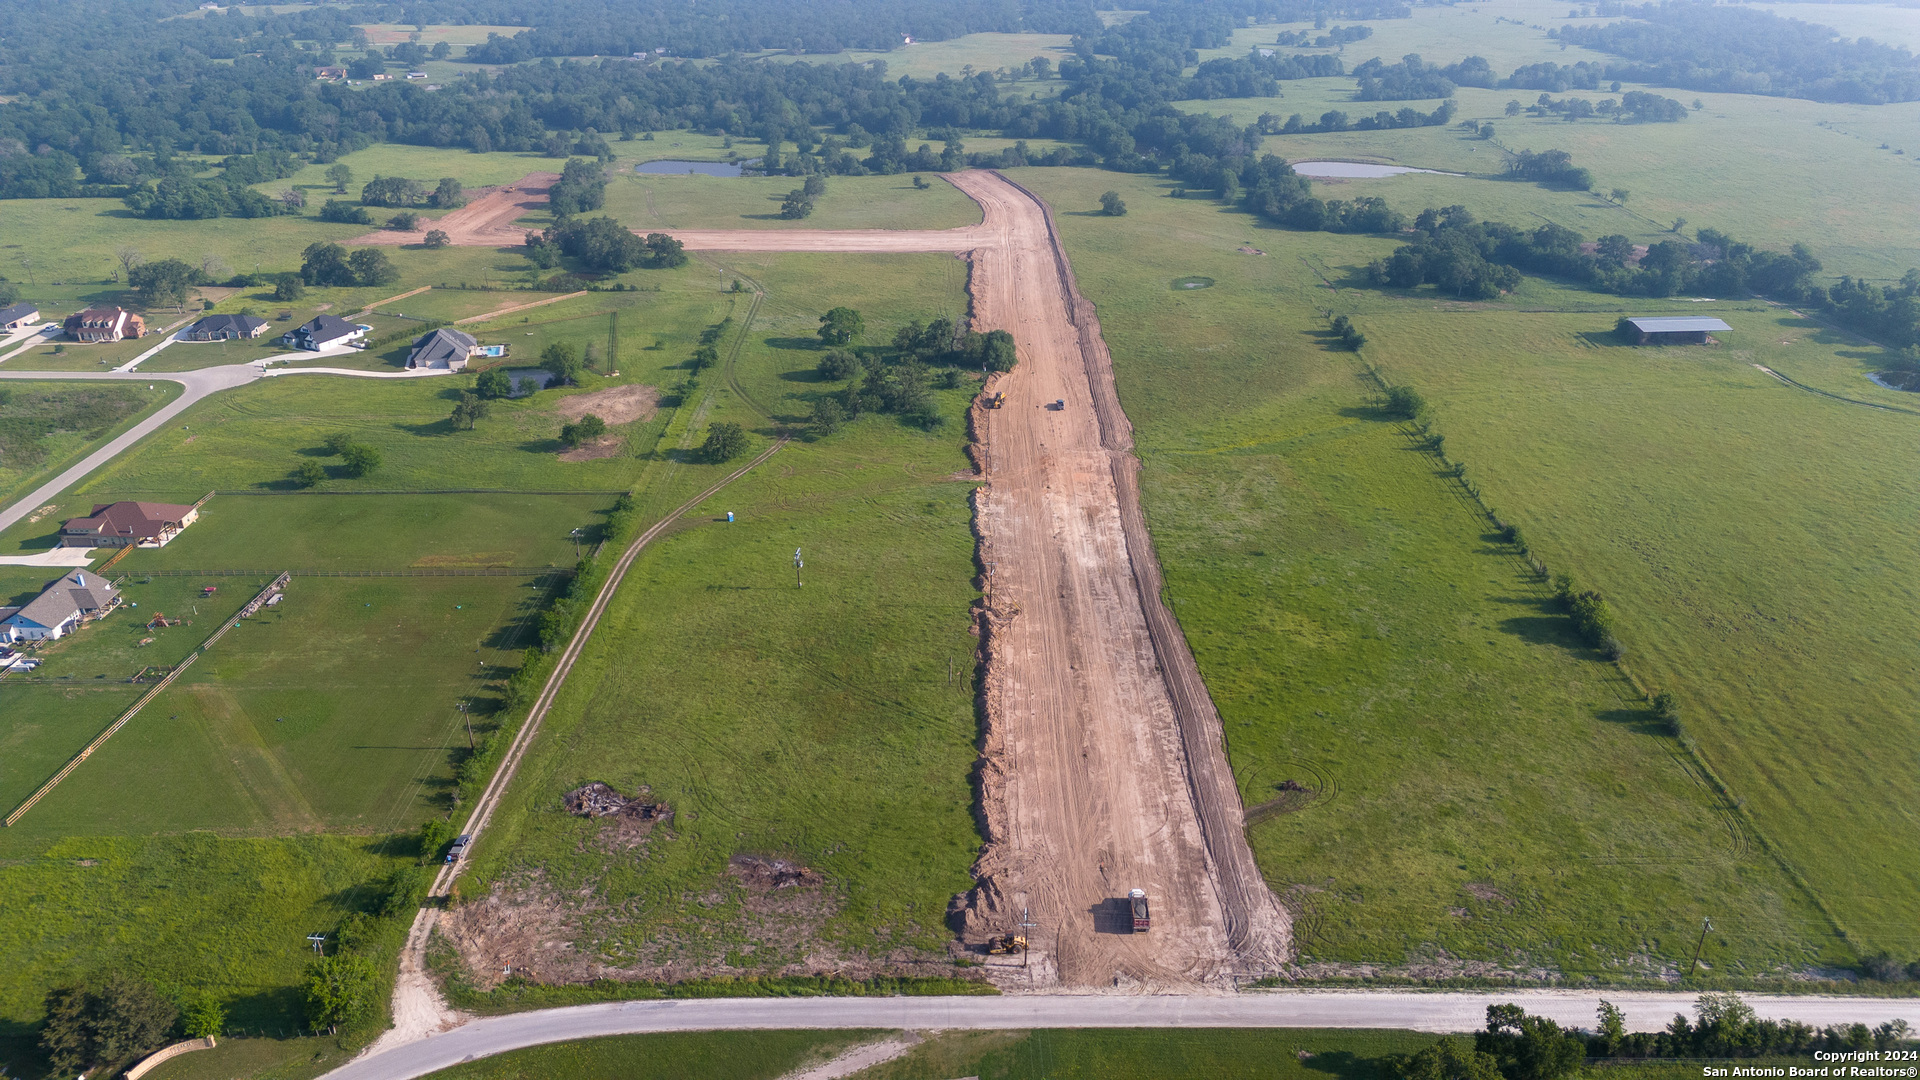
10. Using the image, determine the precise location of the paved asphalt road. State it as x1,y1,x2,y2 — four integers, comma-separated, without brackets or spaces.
322,991,1920,1080
0,360,449,536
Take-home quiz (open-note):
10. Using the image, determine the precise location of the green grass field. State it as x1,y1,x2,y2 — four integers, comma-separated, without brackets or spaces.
1008,164,1891,979
406,1031,869,1080
603,170,984,233
0,380,174,510
455,252,984,984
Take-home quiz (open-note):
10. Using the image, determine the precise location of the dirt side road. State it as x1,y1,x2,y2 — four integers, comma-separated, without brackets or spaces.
351,173,560,247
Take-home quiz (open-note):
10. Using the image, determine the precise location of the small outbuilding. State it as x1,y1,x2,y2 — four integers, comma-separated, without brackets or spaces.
181,313,269,341
1623,316,1731,346
0,302,38,330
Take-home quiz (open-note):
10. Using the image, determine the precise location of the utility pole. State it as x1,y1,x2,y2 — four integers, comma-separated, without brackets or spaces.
793,547,804,588
570,527,585,560
306,932,327,956
607,311,618,374
1689,916,1712,977
1019,907,1037,973
459,701,472,750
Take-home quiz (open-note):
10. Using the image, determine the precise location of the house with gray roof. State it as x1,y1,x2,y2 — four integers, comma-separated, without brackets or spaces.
406,327,479,370
0,570,120,643
0,302,38,330
283,314,369,351
181,313,269,341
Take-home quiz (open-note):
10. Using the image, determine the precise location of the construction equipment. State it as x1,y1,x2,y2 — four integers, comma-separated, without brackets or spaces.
985,933,1027,955
988,391,1006,409
1129,888,1151,933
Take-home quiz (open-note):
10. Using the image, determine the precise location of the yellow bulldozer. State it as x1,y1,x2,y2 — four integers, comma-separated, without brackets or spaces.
987,391,1007,409
985,933,1027,955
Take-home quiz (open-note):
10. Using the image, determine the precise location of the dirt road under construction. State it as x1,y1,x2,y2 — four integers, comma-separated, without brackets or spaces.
401,169,1289,991
662,172,1290,987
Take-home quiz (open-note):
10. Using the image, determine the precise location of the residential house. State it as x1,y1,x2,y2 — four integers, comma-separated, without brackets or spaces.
0,302,38,330
406,327,482,370
371,73,394,81
283,315,368,351
407,71,427,79
180,313,269,341
0,570,120,643
315,66,348,80
63,307,144,343
58,501,199,549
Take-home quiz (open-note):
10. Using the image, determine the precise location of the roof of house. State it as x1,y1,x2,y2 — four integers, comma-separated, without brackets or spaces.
409,327,477,366
0,302,37,323
185,313,268,337
62,500,195,539
292,314,360,341
66,306,132,325
6,570,117,630
1627,316,1732,333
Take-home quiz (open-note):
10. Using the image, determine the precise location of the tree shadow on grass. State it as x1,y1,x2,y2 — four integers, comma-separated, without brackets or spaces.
1577,330,1629,349
763,336,822,351
1597,706,1668,737
1303,1049,1389,1080
1337,403,1400,423
779,367,830,383
398,418,457,436
519,437,564,454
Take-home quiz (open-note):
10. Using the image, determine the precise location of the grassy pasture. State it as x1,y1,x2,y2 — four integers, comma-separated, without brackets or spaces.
3,572,554,840
0,832,410,1043
459,252,984,979
1008,164,1855,978
603,170,984,233
1357,306,1920,963
758,32,1075,79
0,380,173,510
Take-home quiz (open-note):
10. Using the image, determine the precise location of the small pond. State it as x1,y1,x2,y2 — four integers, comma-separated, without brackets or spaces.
505,368,555,397
1291,160,1458,179
635,159,751,177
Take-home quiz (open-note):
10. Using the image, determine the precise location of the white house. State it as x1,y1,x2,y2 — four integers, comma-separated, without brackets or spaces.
0,570,120,643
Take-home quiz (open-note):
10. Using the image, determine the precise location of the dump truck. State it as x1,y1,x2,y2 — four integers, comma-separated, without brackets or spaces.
1129,889,1151,932
985,933,1027,955
446,834,472,863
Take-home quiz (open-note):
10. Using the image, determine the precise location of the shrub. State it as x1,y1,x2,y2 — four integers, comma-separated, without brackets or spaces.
303,953,379,1034
559,413,607,448
385,211,420,230
818,349,860,381
700,421,748,463
292,460,327,487
541,342,583,386
271,275,306,301
1385,384,1427,419
340,443,382,477
424,229,450,248
39,975,178,1076
475,368,513,399
322,432,353,455
1556,576,1618,649
1099,190,1127,216
180,992,225,1039
818,306,863,346
779,189,815,219
317,199,372,225
810,396,846,433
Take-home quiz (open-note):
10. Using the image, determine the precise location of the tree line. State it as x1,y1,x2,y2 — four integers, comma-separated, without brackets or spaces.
1551,2,1920,104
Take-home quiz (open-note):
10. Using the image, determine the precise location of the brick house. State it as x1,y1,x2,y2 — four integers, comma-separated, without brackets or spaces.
64,307,145,343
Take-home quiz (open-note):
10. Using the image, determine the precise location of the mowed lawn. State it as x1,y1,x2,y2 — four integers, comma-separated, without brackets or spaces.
462,253,985,977
1013,166,1851,977
602,169,984,234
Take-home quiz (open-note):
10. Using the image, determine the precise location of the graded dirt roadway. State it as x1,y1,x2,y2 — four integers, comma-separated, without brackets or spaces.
663,173,1289,986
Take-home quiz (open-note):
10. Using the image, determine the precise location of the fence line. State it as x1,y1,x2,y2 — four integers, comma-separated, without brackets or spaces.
5,652,199,827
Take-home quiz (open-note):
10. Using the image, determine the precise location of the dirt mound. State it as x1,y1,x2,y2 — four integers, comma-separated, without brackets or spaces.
728,854,824,891
351,172,561,247
557,383,658,425
563,781,669,821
